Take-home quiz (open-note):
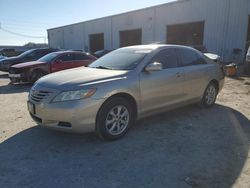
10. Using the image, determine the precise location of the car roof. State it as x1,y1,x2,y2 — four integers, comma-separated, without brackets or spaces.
121,44,196,50
119,44,200,55
51,51,87,55
30,48,55,51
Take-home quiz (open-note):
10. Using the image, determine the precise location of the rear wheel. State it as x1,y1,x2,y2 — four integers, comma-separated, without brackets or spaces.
96,97,135,140
201,82,218,107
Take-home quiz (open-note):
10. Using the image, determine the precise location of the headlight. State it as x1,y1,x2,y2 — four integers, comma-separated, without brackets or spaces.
52,88,96,102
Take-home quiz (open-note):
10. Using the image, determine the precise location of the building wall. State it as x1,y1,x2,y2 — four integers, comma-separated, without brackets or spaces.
63,24,84,50
111,8,155,49
84,18,112,51
48,0,250,63
48,28,64,49
223,0,250,62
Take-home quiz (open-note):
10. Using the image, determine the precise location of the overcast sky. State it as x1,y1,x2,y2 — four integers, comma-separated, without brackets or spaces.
0,0,175,46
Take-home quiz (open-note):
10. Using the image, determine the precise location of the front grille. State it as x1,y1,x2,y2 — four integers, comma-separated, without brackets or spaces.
9,67,22,74
30,89,53,103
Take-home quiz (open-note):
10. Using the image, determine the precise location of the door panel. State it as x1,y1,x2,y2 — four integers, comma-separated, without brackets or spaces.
178,48,209,100
139,48,185,114
73,53,92,67
139,68,184,113
52,60,74,72
182,65,209,99
51,53,75,72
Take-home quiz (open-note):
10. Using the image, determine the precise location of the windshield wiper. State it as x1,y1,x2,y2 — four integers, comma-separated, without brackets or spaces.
92,66,113,70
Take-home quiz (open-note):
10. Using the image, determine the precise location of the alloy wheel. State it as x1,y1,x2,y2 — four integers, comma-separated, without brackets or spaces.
105,105,130,136
205,85,216,105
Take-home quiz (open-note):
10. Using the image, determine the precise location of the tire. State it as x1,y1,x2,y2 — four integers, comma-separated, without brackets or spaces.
96,97,135,140
30,70,46,83
201,82,218,108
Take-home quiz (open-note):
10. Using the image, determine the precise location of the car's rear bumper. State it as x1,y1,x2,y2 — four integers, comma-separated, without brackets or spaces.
28,98,105,133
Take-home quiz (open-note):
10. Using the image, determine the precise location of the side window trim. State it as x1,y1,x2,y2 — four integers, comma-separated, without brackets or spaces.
74,53,90,61
178,48,205,67
173,48,182,67
55,53,70,62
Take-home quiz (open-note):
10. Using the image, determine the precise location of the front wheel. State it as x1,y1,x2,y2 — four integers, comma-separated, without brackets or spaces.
201,82,218,107
30,70,46,83
96,97,135,140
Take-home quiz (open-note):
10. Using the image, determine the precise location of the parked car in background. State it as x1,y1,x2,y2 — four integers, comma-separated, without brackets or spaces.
192,45,208,53
94,49,112,58
27,45,224,140
0,48,21,57
192,45,221,64
0,48,58,71
0,55,6,60
9,51,97,83
204,53,221,64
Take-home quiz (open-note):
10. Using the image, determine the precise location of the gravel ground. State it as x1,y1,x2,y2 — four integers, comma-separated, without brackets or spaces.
0,71,249,188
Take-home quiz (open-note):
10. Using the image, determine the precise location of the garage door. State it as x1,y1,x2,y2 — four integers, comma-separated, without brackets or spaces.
119,29,142,47
89,33,104,53
167,21,204,46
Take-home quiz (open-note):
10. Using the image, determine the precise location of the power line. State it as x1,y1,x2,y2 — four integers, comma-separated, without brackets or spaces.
0,18,63,25
0,23,46,39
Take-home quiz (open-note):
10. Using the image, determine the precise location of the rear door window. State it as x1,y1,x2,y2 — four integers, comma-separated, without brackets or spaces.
179,48,205,66
74,53,90,61
151,48,179,69
57,54,74,62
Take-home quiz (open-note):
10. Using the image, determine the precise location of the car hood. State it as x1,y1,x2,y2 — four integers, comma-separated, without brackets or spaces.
12,61,46,68
1,56,21,63
37,67,128,91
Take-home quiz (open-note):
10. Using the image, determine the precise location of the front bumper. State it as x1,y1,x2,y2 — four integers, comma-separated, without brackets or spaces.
9,73,29,83
28,98,105,133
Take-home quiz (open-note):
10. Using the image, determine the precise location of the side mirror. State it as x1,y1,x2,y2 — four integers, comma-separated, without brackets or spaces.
145,62,163,72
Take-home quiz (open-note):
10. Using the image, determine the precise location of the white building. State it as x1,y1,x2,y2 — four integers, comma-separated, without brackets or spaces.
47,0,250,63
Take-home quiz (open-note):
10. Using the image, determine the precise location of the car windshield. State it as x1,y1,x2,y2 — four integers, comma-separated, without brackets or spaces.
38,52,58,62
88,48,149,70
18,49,36,57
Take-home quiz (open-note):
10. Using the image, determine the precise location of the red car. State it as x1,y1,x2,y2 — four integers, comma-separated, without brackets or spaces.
9,51,97,83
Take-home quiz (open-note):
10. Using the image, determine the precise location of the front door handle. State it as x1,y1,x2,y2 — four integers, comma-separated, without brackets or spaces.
176,72,181,77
